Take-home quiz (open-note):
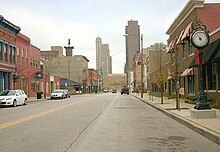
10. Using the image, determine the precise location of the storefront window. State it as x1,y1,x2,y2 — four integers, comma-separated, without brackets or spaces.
172,80,176,94
31,76,35,92
188,75,195,94
207,62,216,90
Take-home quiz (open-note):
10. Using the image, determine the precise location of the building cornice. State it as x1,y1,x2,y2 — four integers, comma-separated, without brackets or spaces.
166,0,204,35
0,15,21,35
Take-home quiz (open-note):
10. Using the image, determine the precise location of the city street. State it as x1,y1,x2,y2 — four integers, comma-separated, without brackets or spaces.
0,94,219,152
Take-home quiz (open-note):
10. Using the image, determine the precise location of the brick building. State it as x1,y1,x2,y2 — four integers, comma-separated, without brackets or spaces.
88,69,100,93
15,33,60,98
41,46,89,94
0,15,20,92
103,74,125,92
0,16,60,97
165,0,220,101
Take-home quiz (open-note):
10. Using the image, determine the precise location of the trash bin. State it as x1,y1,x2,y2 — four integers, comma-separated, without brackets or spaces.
37,92,42,99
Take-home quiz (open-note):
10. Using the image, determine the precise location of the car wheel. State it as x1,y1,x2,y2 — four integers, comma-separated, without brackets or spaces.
13,100,17,107
23,99,27,105
51,97,53,100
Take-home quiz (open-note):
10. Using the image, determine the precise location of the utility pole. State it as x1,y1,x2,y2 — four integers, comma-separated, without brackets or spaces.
141,34,144,98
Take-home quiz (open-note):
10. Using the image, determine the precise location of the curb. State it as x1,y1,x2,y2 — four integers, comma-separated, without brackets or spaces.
132,95,220,146
28,98,49,103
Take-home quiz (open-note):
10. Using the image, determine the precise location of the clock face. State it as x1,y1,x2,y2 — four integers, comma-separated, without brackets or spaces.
191,30,209,48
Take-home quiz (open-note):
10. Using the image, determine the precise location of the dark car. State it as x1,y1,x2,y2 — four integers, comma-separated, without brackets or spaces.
64,90,70,98
121,87,129,95
112,89,117,93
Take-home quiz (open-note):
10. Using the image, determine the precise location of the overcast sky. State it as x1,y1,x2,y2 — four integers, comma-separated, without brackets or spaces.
1,0,219,73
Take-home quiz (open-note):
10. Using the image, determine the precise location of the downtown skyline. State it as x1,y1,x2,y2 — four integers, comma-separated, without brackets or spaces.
1,0,219,73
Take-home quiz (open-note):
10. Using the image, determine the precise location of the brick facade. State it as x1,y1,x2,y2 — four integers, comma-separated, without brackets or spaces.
165,1,220,101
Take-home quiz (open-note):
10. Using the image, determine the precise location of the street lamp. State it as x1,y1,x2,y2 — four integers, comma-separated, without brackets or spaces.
124,34,144,98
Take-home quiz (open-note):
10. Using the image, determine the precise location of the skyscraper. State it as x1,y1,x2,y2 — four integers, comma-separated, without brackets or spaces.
125,20,140,71
96,37,112,76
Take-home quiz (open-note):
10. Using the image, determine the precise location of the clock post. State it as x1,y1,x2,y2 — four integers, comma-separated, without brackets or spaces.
190,23,211,110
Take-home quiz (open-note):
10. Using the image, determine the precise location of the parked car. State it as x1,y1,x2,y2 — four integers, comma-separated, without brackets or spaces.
64,90,70,98
121,87,129,95
51,89,65,100
0,90,28,107
112,89,117,93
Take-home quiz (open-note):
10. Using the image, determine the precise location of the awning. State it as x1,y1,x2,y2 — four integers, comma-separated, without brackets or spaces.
213,48,220,62
181,21,193,41
166,40,174,53
176,30,185,45
189,39,220,67
180,68,193,77
166,37,178,53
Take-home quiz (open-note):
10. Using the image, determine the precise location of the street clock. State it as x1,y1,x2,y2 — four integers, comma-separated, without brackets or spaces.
191,30,210,49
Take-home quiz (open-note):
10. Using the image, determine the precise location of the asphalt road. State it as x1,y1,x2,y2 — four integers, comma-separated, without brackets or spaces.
0,93,219,152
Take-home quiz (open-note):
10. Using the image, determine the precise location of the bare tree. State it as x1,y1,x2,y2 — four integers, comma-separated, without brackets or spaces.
150,43,168,104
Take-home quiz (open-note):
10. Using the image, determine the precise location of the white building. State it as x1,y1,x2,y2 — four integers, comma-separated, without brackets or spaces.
96,37,112,76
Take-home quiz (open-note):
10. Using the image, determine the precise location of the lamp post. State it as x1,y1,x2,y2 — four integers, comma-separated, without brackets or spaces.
140,34,144,98
190,23,210,110
124,34,144,98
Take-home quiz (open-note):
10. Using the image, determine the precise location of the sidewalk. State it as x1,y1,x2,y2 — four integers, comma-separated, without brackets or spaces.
132,93,220,145
27,96,49,102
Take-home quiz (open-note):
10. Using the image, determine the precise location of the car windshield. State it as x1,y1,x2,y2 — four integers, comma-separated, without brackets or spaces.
0,90,16,96
53,90,63,93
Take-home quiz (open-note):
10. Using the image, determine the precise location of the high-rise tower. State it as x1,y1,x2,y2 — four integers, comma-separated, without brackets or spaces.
96,37,112,76
125,20,140,71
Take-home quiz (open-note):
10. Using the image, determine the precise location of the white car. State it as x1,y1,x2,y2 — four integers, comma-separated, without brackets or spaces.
51,89,65,100
0,90,28,107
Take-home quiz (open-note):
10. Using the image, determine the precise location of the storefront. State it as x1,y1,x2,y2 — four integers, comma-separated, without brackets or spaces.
0,63,16,92
0,16,20,92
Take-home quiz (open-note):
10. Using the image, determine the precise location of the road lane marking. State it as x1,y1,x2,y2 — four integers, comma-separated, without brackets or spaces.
0,99,89,130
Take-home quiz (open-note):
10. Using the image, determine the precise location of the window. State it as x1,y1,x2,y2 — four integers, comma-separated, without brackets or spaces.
4,44,8,62
171,52,175,64
26,49,28,65
31,58,33,66
189,42,195,55
17,47,20,64
31,76,35,92
182,43,186,59
188,75,195,94
207,62,216,90
172,80,176,94
22,48,24,65
13,47,15,64
0,42,2,61
9,46,13,63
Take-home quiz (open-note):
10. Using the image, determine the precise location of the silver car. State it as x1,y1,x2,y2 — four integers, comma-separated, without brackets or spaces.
0,90,28,107
51,89,65,100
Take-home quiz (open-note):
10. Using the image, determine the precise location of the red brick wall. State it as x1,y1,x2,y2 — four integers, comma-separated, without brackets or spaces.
16,33,42,97
197,4,220,33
